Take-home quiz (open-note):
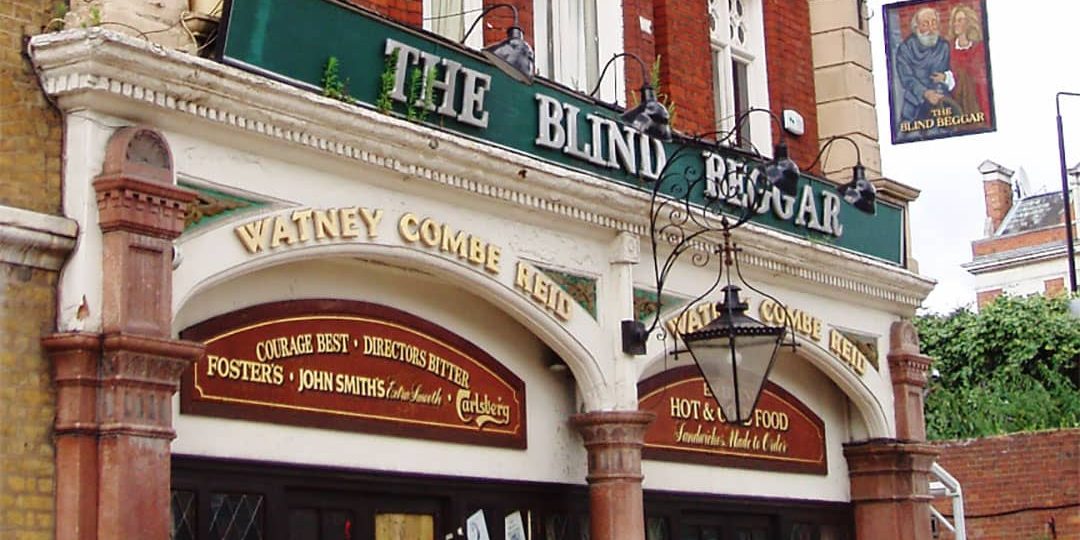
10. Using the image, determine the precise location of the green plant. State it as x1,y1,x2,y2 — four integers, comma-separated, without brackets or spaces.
376,48,399,114
88,5,101,26
405,66,423,121
44,1,68,31
321,56,354,104
404,65,438,123
916,293,1080,440
421,65,437,121
649,55,677,129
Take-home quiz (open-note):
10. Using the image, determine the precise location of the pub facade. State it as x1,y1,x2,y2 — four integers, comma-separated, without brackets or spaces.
14,0,939,539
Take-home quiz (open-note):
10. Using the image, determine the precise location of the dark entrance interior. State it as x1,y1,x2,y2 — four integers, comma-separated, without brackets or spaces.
172,456,850,540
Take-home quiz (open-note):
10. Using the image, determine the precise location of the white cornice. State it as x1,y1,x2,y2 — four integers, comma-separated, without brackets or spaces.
0,205,78,270
28,29,935,311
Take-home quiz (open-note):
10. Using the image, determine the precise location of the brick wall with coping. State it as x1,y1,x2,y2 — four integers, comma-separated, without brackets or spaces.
1,0,65,539
931,429,1080,540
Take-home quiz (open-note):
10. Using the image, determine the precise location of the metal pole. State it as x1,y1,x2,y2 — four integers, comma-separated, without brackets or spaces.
1056,92,1080,293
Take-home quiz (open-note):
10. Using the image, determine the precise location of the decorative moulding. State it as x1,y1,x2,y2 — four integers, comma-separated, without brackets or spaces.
0,204,78,271
27,29,934,309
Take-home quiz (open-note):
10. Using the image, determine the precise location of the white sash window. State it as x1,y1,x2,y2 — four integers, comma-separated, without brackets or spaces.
709,0,769,151
534,0,622,102
424,0,483,49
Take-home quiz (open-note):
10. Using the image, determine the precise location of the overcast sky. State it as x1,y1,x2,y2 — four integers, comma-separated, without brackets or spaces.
865,0,1080,313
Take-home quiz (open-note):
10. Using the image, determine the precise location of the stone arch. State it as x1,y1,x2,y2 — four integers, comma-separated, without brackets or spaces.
172,236,612,410
637,333,892,439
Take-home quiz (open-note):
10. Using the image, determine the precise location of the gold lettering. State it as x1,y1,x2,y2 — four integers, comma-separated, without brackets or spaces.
269,216,295,248
358,208,383,238
340,207,361,238
235,217,272,253
314,209,340,240
441,225,469,257
398,213,420,242
484,245,501,274
468,236,485,265
291,209,313,242
515,262,532,290
419,219,441,247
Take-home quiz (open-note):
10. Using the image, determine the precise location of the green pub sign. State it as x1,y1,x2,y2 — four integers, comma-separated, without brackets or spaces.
219,0,905,265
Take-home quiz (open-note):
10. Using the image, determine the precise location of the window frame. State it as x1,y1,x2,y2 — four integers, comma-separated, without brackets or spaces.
709,0,771,154
423,0,484,49
533,0,623,103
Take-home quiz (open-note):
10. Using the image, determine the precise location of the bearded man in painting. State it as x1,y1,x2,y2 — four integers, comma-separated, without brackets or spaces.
895,7,955,128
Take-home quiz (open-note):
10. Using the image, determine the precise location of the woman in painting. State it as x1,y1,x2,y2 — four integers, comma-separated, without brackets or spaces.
948,3,991,127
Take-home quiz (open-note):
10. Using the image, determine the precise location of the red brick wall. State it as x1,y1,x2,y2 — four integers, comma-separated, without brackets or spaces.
931,430,1080,540
483,0,534,48
983,179,1014,234
652,0,715,136
975,288,1003,308
347,0,422,27
1044,277,1066,297
762,0,820,170
622,0,657,105
972,228,1066,257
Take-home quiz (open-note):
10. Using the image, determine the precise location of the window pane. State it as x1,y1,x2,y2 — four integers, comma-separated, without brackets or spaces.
209,493,265,540
290,508,320,538
732,60,751,148
374,513,434,540
646,517,668,540
429,0,466,41
324,510,355,540
171,490,197,540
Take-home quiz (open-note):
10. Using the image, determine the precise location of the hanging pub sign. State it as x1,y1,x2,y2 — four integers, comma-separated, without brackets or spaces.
216,0,907,266
884,0,996,143
180,300,526,448
638,367,826,474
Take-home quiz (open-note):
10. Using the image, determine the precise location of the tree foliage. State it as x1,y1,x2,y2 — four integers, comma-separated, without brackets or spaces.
915,294,1080,440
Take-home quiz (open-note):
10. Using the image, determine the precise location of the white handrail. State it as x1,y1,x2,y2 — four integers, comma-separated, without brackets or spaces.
930,462,966,539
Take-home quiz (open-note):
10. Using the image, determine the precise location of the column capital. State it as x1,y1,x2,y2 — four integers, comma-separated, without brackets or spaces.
572,410,655,540
93,126,195,240
844,440,939,540
888,321,933,441
844,439,939,502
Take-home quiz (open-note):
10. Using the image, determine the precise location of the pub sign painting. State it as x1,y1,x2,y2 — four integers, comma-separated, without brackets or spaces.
884,0,996,144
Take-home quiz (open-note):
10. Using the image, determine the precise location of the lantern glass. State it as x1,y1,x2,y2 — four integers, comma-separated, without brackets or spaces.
681,286,785,424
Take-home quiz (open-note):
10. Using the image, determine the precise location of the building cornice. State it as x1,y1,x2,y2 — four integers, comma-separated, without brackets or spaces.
28,29,934,311
0,204,78,270
963,243,1073,274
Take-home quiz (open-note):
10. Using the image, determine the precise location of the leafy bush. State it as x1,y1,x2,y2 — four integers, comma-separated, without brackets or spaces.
916,294,1080,439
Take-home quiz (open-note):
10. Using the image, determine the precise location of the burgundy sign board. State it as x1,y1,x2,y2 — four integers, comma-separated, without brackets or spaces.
638,367,826,474
180,300,526,448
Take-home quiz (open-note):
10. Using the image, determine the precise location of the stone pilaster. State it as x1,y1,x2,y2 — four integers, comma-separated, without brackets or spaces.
887,321,932,442
43,126,204,540
844,440,939,540
572,410,655,540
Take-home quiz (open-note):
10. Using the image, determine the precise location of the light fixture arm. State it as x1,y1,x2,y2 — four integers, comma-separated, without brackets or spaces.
805,133,864,173
461,3,520,44
588,52,652,98
624,113,878,355
627,116,794,350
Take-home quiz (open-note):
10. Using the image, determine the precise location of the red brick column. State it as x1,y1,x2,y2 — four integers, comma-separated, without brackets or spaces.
843,320,938,540
845,441,938,540
43,126,204,540
572,411,655,540
888,321,932,442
